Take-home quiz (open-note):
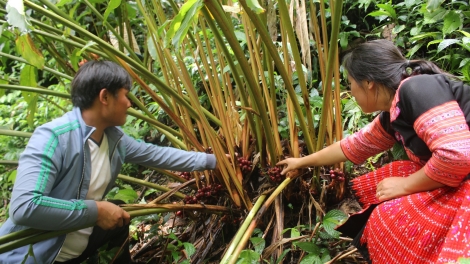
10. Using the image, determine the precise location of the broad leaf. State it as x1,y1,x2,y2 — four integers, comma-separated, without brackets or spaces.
103,0,121,22
113,188,138,203
421,5,446,25
437,39,460,53
249,237,265,255
426,0,445,12
16,34,45,69
236,250,260,264
377,3,396,19
300,254,322,264
20,65,38,128
182,242,196,257
166,0,203,50
295,242,320,254
6,0,30,33
322,209,347,238
442,11,461,35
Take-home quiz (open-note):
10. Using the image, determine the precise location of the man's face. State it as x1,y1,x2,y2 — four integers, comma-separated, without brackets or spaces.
106,88,131,126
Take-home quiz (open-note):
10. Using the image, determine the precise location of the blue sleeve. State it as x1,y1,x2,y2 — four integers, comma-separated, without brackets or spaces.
121,134,216,171
9,125,97,230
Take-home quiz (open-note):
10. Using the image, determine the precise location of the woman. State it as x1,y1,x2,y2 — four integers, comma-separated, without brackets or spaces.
277,39,470,263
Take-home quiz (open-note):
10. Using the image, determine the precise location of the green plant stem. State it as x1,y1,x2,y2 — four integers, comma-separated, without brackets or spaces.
315,0,344,151
227,178,293,263
0,52,72,80
0,160,19,166
0,129,32,138
0,204,231,253
117,174,186,199
220,194,267,264
277,0,315,142
205,0,278,163
0,85,70,98
199,7,260,148
237,0,315,154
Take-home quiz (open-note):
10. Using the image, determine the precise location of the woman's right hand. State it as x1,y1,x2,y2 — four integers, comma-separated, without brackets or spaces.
276,158,302,175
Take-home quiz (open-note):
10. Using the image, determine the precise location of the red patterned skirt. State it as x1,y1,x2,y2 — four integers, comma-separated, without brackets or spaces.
339,160,470,263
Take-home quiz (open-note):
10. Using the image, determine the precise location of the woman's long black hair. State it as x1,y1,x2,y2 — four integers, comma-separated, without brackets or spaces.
342,39,450,95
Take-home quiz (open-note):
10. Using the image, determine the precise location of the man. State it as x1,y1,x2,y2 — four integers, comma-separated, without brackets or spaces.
0,61,216,263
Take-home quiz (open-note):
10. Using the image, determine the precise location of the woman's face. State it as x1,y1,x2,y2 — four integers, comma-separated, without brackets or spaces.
348,76,376,113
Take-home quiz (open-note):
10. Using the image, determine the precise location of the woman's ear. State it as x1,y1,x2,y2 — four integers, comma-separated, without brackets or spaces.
366,80,375,90
98,88,109,105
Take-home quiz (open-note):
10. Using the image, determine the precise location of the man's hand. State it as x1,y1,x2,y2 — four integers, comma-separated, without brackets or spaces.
95,201,130,230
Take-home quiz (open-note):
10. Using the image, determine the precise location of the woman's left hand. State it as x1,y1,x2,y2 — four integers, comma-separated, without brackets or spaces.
376,177,410,202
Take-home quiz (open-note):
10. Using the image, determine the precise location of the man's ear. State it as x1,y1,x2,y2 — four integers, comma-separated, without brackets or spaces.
98,89,109,105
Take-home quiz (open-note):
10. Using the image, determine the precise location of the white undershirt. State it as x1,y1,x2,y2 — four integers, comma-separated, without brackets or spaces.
55,134,112,261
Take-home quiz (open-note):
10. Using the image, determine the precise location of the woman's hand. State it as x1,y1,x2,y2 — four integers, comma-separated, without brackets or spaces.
376,168,445,202
276,158,302,175
375,177,409,202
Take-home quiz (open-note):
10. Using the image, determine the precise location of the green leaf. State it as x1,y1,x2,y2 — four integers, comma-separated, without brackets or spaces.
300,254,322,264
182,242,195,257
458,258,470,264
16,34,45,69
391,142,407,160
392,24,406,34
236,250,260,264
404,0,420,8
166,0,203,50
113,188,138,203
294,242,320,254
437,39,460,53
322,209,347,238
368,10,391,17
461,61,470,83
275,249,291,264
422,5,447,25
442,11,461,35
290,227,301,238
458,30,470,38
246,0,265,14
20,65,38,128
8,170,17,183
56,0,73,7
249,237,265,255
103,0,121,22
168,232,178,240
406,42,423,58
426,0,445,12
410,26,421,36
6,0,30,33
377,4,396,19
409,32,440,42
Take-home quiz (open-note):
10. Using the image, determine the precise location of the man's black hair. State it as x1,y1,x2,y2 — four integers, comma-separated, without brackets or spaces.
71,60,132,109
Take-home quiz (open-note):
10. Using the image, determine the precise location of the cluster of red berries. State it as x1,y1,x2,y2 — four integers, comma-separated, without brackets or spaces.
179,172,191,181
177,184,224,218
238,157,253,173
220,215,244,225
268,166,284,183
329,168,345,182
181,184,224,205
